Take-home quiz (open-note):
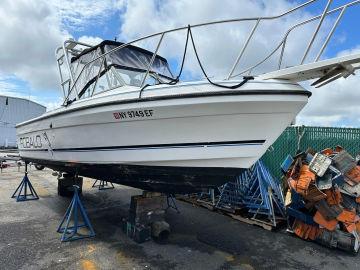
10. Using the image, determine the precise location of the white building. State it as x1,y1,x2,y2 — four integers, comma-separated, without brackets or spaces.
0,95,46,148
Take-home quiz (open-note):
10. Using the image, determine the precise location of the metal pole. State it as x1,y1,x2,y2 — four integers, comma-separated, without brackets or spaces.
315,6,347,62
62,43,80,100
227,19,260,80
90,56,106,96
278,39,287,69
301,0,333,64
231,1,360,78
140,33,165,88
56,54,67,99
210,188,215,205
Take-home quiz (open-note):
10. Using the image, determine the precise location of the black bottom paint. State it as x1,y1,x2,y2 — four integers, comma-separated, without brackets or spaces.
27,159,244,193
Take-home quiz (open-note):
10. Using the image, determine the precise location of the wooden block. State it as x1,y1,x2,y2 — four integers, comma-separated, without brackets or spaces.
130,195,165,214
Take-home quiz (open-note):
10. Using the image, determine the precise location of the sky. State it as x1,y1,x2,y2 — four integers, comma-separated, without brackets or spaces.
0,0,359,127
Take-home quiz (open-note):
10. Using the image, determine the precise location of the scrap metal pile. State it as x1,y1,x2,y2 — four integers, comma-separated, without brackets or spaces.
283,146,360,253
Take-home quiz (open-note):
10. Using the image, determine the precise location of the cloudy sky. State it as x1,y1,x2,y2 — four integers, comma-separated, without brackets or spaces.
0,0,359,126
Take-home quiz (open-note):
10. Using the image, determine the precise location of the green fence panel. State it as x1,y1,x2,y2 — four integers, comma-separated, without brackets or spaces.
261,126,360,180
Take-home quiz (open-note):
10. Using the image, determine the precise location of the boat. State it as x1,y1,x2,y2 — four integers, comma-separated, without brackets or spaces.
16,0,360,193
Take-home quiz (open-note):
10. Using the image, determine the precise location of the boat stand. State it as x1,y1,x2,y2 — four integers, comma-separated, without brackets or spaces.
166,194,180,213
57,185,95,242
92,179,114,190
11,163,39,202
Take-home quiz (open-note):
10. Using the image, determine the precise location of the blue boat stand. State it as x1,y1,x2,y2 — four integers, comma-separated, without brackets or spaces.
57,185,95,242
11,162,39,202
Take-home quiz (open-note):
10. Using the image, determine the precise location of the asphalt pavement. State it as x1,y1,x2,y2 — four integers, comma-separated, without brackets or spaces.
0,165,359,270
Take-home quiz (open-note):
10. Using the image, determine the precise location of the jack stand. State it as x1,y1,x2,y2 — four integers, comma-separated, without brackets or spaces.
92,179,114,190
57,185,95,242
166,194,180,213
11,163,39,202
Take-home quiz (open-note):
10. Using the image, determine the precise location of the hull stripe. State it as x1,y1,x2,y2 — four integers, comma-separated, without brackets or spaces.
19,139,265,152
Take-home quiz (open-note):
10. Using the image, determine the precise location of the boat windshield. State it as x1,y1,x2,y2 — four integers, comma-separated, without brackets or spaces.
70,40,174,99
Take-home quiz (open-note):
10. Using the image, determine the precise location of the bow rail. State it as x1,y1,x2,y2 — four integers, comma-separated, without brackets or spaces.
55,0,360,105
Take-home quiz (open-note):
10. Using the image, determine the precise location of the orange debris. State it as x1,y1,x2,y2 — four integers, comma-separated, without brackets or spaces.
335,145,344,152
337,209,356,224
285,146,360,253
289,165,316,196
343,222,356,233
313,211,338,231
356,222,360,234
345,166,360,183
293,220,321,240
324,188,342,206
321,148,334,156
304,184,327,202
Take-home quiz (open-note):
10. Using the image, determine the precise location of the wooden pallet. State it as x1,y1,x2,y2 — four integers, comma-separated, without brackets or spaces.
177,195,217,211
226,213,286,231
178,194,285,230
227,213,274,230
216,205,244,215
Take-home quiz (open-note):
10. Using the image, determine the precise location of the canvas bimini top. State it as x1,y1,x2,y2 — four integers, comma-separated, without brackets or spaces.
66,40,174,100
71,40,173,78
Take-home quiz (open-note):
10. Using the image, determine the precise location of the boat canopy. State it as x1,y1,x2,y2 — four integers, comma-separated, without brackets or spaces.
66,40,173,100
71,40,173,79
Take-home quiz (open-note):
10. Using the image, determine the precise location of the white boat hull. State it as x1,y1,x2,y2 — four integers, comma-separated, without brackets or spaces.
16,80,310,192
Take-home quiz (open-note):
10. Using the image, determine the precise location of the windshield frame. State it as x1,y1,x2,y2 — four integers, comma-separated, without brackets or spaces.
75,63,174,100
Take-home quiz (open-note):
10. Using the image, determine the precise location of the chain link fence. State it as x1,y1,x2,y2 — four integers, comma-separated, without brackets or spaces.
262,126,360,180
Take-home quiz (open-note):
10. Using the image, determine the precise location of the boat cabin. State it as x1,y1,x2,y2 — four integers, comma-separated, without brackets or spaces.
56,40,174,104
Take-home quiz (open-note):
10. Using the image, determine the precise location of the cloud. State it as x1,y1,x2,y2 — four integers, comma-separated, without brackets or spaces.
0,76,22,94
0,0,69,90
51,0,124,30
117,0,328,80
0,75,63,112
78,36,103,46
297,46,360,127
0,0,115,92
39,98,63,111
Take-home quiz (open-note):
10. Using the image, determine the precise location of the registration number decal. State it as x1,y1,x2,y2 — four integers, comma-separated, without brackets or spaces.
113,109,154,120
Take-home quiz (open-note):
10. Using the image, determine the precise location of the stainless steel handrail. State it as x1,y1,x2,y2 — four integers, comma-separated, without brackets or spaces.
231,0,360,78
315,6,347,62
226,18,260,80
139,33,165,88
62,0,319,103
61,0,360,104
301,0,333,64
